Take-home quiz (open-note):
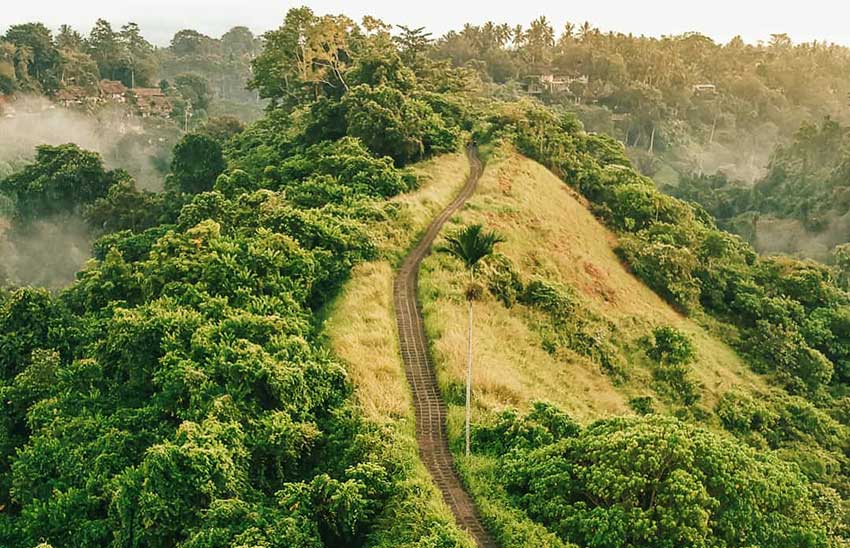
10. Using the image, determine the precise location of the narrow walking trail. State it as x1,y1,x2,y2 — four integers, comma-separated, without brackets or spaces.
393,146,498,548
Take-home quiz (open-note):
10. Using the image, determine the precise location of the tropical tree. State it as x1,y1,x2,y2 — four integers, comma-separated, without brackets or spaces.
438,223,504,455
167,133,226,194
117,22,157,87
56,25,84,51
3,23,60,92
249,7,357,109
0,143,126,220
395,25,432,70
86,19,122,81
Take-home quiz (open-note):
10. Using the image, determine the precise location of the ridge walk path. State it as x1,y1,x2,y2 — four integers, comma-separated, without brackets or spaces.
392,146,498,548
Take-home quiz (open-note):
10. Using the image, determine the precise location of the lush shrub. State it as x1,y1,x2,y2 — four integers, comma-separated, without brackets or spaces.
643,326,700,404
276,137,414,205
472,402,580,456
519,279,577,321
618,235,701,310
628,395,655,415
832,397,850,426
343,84,460,166
501,413,834,548
716,389,779,434
518,278,624,377
84,181,185,233
645,326,696,366
745,320,834,393
483,253,524,307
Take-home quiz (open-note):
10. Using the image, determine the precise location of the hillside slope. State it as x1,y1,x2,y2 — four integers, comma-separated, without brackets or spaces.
323,152,477,547
326,149,782,548
420,148,767,424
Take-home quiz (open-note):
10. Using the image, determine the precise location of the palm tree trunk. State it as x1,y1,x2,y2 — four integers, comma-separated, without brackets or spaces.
465,298,473,456
709,114,717,145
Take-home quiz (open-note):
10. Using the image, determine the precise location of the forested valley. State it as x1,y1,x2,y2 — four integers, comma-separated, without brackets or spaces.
0,7,849,548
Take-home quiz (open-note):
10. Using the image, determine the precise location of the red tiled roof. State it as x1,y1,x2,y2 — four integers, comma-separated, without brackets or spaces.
131,87,164,98
56,86,88,101
99,80,127,95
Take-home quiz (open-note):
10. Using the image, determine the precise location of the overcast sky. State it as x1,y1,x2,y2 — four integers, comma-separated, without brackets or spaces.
2,0,848,46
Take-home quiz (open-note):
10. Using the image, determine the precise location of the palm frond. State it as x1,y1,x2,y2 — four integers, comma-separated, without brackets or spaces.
437,223,505,270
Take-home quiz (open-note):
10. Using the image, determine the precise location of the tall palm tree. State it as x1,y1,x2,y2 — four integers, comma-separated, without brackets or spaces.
438,224,505,456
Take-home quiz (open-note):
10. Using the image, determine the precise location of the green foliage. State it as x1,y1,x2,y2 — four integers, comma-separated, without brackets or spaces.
0,182,415,548
438,224,505,274
156,25,261,113
0,12,473,545
5,8,850,547
472,402,580,456
174,73,213,112
277,138,414,206
248,7,467,166
86,19,158,88
497,411,835,548
715,390,850,495
617,234,701,310
83,180,185,233
482,254,524,307
716,389,779,435
3,23,61,93
200,116,246,144
519,279,577,321
515,277,624,377
167,133,227,194
745,320,834,393
491,99,850,405
343,84,460,165
0,144,125,221
645,326,695,366
643,326,700,405
628,396,655,415
249,7,355,109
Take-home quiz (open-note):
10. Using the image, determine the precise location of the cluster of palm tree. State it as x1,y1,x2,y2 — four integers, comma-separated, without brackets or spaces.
430,17,850,162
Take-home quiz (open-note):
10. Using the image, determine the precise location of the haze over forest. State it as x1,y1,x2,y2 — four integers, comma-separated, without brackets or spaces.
5,0,850,47
2,4,850,548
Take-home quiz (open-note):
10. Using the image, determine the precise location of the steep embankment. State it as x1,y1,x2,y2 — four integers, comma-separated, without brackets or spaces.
415,148,778,548
327,148,774,548
420,148,767,423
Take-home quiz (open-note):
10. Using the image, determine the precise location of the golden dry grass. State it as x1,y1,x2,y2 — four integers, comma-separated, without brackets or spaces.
325,152,469,420
324,261,408,422
419,147,767,424
373,152,470,263
322,152,475,545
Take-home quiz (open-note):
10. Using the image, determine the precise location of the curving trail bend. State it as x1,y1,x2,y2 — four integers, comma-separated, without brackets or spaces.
393,146,498,548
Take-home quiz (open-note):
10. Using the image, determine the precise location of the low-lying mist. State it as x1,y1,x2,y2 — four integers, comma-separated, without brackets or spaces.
0,96,178,289
672,123,782,185
0,96,175,191
0,215,92,290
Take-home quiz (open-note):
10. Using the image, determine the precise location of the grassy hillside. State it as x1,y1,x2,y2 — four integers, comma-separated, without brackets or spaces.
325,148,790,548
325,152,469,420
420,148,767,425
323,152,474,547
414,147,834,548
